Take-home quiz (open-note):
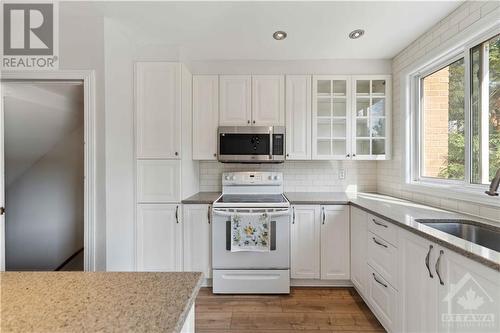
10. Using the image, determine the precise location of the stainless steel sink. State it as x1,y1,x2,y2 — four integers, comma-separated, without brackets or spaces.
414,219,500,252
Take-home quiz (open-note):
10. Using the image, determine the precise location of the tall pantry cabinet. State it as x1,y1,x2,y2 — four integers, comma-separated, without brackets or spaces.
134,62,199,271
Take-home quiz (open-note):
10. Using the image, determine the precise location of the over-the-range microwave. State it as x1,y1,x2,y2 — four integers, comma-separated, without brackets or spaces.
217,126,285,163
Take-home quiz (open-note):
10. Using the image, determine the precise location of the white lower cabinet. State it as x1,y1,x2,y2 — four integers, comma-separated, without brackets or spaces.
183,204,212,279
350,207,368,293
180,304,195,333
399,229,438,333
136,204,182,271
367,265,398,332
291,205,350,281
321,205,350,280
291,205,321,279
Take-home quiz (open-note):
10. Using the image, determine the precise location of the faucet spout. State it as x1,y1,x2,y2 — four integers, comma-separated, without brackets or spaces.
486,168,500,196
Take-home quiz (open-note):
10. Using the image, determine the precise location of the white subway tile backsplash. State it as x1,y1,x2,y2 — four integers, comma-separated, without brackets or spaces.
199,160,378,193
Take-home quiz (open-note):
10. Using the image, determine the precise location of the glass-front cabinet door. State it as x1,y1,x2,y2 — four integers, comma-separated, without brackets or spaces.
312,76,351,159
352,76,391,159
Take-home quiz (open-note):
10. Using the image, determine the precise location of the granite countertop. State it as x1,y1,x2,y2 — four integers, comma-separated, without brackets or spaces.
285,192,352,204
182,192,221,204
350,193,500,271
0,272,203,333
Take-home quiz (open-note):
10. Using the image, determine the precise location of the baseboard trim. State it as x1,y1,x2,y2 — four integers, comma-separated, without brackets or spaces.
291,279,353,287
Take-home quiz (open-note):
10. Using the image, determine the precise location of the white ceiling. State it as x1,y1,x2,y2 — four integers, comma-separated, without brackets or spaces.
3,83,83,186
94,1,462,60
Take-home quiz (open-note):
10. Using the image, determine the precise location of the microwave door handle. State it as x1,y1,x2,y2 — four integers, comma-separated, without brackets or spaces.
269,128,273,160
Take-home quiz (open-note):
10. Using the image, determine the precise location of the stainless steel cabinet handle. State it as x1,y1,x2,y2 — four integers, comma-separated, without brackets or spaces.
292,207,295,224
372,237,388,248
175,205,179,224
247,120,250,124
322,207,325,225
0,207,4,215
207,205,211,224
435,250,444,285
372,273,388,288
372,219,388,228
425,244,434,278
175,152,179,156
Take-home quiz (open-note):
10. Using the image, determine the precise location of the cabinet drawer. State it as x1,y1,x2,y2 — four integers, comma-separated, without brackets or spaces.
367,231,398,289
367,266,398,332
367,214,397,247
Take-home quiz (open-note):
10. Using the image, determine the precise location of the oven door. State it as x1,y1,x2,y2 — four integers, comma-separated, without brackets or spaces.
212,207,290,269
218,126,272,162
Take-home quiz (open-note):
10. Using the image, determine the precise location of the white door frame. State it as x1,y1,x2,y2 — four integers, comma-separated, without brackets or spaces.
0,70,96,271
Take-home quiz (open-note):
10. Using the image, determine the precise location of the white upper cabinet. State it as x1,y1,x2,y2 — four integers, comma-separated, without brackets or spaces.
312,76,352,159
136,160,180,203
136,204,182,272
135,62,181,159
219,75,252,126
291,205,321,279
351,75,391,160
320,205,350,280
252,75,285,126
286,75,312,160
193,75,219,160
183,204,212,279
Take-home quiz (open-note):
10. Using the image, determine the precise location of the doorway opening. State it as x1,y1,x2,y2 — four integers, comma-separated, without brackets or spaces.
2,80,84,271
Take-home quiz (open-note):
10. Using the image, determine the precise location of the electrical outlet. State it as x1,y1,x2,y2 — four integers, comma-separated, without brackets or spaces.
338,169,346,180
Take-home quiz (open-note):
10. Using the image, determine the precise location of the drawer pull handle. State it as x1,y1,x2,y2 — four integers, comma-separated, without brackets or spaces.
372,273,388,288
207,205,211,224
425,244,433,278
292,207,295,224
435,250,444,285
372,237,388,248
322,207,325,225
373,219,388,228
175,205,179,224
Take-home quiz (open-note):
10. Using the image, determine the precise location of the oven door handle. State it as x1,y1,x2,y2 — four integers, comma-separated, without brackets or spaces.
213,209,290,218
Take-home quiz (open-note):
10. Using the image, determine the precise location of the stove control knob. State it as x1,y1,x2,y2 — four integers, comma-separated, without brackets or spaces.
273,175,279,180
224,176,230,180
230,176,236,181
268,175,273,180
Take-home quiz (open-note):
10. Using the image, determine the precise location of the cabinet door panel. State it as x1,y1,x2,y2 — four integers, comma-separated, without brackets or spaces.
351,207,368,293
437,248,500,333
219,76,251,126
291,205,321,279
286,75,312,160
183,204,212,279
137,160,180,203
399,230,438,333
135,62,181,158
320,205,350,280
252,75,285,126
193,76,218,160
136,204,182,271
312,76,351,160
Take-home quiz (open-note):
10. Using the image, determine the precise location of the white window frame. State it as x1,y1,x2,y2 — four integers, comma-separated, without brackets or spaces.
402,17,500,206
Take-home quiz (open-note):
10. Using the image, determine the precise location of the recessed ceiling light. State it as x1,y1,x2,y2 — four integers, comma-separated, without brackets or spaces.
273,31,287,40
349,29,365,39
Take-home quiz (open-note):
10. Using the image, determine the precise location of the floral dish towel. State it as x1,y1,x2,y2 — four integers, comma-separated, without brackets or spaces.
231,213,271,252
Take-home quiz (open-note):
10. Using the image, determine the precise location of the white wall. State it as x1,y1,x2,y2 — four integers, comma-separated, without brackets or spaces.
377,1,500,222
59,3,107,270
6,126,84,270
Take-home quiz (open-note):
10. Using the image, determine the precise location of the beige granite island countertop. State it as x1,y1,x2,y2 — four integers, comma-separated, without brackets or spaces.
0,272,203,333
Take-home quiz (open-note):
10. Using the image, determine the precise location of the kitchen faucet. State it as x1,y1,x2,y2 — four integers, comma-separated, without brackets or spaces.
486,168,500,196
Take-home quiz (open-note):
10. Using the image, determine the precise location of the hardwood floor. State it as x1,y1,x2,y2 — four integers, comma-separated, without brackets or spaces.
195,287,385,332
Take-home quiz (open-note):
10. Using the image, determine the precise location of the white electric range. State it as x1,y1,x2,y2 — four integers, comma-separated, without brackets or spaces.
211,171,291,294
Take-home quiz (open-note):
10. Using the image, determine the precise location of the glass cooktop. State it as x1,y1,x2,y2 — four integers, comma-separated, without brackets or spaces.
215,194,287,204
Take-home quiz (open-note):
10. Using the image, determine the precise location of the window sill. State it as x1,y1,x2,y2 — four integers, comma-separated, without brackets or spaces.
402,181,500,208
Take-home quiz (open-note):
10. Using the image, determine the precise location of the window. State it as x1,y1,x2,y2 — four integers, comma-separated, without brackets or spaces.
421,58,465,180
471,34,500,185
413,33,500,190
